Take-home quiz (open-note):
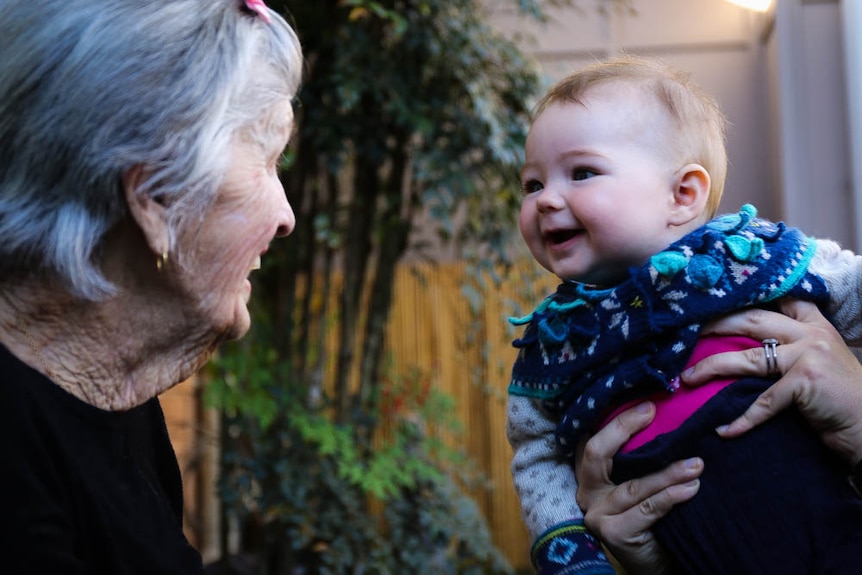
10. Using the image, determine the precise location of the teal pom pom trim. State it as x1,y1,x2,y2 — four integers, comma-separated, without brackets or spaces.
688,254,723,288
509,296,552,325
707,203,757,232
538,316,569,345
739,203,757,219
651,251,688,277
725,235,765,262
508,294,590,326
508,313,534,326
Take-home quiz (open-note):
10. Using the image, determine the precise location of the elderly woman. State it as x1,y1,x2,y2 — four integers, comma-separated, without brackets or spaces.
0,1,301,573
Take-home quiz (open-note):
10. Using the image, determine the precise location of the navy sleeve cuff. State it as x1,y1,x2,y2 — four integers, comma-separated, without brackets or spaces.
531,520,617,575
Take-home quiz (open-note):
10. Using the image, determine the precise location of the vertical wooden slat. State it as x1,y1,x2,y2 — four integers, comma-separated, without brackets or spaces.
481,270,533,568
383,260,558,570
160,377,201,548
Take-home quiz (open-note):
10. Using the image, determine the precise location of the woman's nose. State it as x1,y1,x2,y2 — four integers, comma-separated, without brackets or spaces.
275,203,295,237
274,182,296,238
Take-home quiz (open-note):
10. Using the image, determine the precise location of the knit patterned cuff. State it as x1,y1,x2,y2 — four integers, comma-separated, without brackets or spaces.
531,520,617,575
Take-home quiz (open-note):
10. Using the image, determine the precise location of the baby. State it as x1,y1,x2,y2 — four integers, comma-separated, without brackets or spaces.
507,54,862,575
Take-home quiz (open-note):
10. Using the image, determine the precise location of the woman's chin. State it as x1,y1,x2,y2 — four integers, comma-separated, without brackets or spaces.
200,290,254,343
216,298,252,342
228,306,252,341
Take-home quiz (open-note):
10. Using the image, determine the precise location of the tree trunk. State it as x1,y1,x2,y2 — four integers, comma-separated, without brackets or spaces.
357,140,413,418
334,149,380,422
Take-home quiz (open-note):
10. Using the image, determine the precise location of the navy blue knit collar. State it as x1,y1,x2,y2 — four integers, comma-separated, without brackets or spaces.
509,205,828,455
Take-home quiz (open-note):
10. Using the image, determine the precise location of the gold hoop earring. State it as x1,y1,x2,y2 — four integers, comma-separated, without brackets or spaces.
156,251,168,271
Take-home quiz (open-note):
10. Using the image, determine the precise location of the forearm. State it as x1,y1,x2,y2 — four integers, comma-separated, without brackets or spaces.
507,394,584,538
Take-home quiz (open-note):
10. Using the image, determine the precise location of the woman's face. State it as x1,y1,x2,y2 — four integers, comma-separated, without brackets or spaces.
178,100,295,341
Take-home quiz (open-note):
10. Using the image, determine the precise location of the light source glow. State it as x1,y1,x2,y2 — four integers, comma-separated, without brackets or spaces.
725,0,772,12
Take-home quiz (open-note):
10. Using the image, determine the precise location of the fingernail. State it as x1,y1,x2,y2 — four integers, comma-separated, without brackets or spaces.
684,457,702,470
715,424,729,435
682,367,694,379
683,479,700,490
636,402,653,414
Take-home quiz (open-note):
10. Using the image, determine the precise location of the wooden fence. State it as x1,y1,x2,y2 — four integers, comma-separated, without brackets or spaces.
162,259,560,571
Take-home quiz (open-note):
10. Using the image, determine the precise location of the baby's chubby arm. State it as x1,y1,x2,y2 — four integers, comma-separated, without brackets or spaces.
506,394,585,538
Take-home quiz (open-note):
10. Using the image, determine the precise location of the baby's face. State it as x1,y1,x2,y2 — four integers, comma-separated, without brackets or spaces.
519,84,687,286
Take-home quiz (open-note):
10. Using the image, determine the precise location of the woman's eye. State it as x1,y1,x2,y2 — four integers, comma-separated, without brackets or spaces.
572,168,598,181
521,179,543,194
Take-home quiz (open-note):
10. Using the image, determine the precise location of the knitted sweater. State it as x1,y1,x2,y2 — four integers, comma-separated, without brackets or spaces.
506,205,862,574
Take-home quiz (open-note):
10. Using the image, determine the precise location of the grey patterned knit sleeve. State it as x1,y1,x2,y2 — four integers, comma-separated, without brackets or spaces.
506,394,584,539
809,238,862,345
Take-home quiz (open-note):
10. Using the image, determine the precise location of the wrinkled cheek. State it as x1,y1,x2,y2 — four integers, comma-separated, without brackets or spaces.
196,238,257,301
214,241,256,285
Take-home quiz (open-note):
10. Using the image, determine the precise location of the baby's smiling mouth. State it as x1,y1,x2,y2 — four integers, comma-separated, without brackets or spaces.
544,229,580,245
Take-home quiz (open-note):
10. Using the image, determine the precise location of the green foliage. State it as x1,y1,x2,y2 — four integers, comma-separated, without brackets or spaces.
278,0,542,272
207,333,511,574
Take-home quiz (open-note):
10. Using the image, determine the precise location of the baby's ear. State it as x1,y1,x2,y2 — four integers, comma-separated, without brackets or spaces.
670,163,710,226
122,166,170,258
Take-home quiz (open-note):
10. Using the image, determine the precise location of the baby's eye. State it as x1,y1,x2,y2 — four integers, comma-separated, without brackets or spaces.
521,179,543,195
572,167,598,181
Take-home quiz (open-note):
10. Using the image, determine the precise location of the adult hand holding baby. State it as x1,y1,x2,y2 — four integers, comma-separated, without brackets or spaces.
685,298,862,468
575,298,862,574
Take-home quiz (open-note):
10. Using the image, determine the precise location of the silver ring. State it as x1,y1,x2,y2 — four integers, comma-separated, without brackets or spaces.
762,338,780,377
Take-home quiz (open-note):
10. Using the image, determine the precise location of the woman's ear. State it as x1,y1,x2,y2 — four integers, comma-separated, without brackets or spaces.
669,163,710,226
122,166,170,258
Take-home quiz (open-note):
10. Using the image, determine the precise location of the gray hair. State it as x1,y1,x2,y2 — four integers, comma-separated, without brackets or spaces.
0,0,303,299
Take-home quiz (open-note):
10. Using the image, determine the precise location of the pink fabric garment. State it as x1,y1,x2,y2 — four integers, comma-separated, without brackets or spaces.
601,335,760,453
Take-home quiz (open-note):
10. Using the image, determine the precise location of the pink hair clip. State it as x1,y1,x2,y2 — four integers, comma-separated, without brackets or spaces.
244,0,272,24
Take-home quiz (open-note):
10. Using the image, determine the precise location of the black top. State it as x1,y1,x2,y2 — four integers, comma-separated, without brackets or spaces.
0,343,203,574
